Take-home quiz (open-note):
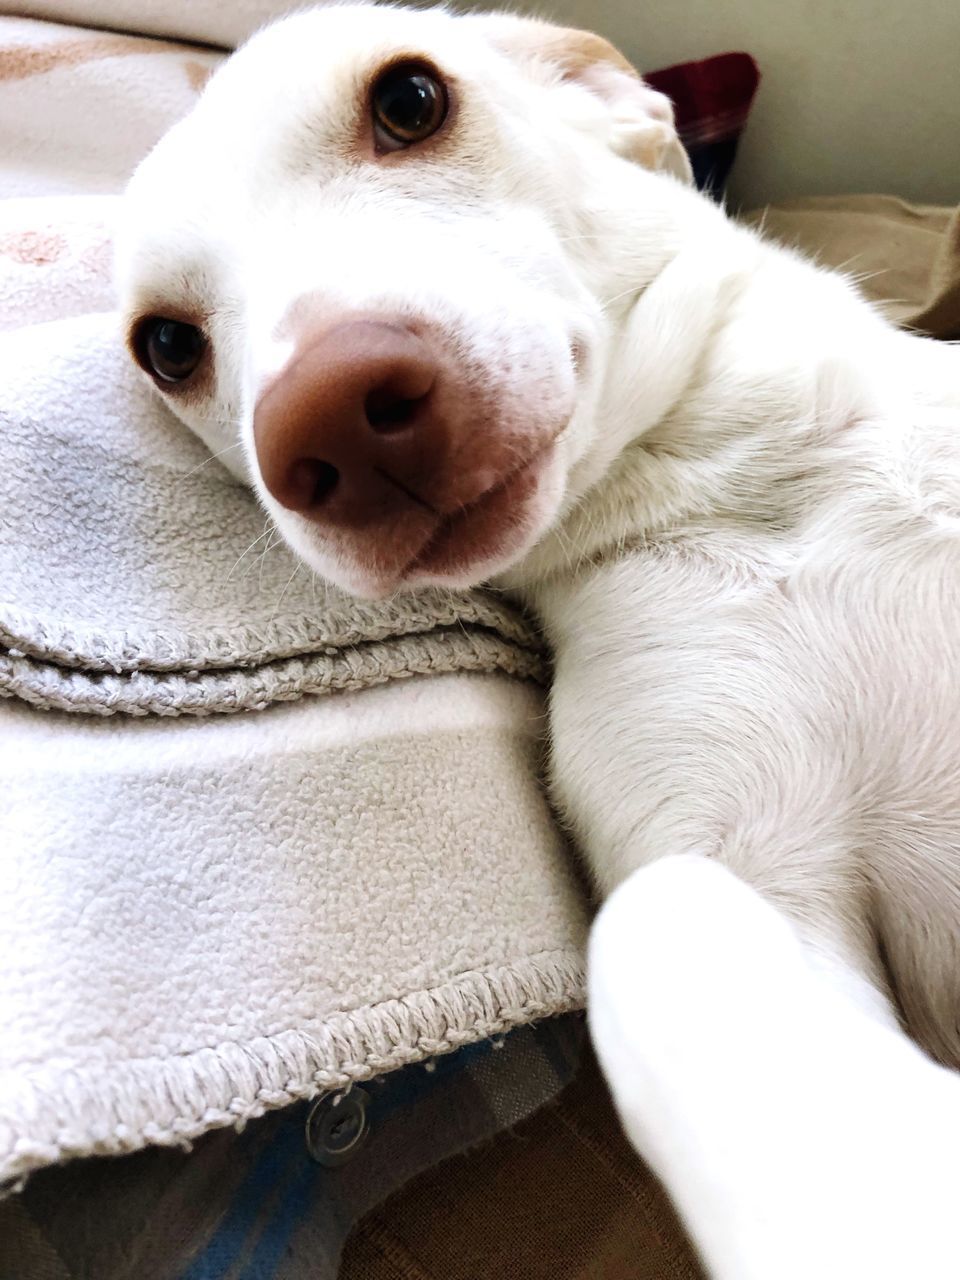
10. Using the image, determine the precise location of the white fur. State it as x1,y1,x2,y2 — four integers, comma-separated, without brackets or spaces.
117,5,960,1274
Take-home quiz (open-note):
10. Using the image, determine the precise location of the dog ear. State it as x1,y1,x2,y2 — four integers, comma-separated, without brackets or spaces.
482,19,693,185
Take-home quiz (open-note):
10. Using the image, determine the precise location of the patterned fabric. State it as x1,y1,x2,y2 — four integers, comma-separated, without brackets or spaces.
339,1046,704,1280
0,1018,586,1280
646,52,762,197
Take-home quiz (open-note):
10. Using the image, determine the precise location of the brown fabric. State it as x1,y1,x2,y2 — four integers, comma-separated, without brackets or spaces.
0,1200,72,1280
340,1051,704,1280
744,195,960,340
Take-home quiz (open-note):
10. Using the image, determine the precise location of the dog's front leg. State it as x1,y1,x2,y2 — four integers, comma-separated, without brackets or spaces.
589,854,960,1280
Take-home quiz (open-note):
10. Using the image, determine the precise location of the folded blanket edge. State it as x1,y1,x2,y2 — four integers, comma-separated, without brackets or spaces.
0,591,541,675
0,629,547,716
0,949,586,1191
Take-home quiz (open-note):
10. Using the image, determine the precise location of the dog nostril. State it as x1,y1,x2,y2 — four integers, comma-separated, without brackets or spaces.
310,461,340,504
365,389,423,434
288,458,340,508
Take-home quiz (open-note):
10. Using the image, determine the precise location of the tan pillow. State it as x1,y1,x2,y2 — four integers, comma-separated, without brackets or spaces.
744,194,960,340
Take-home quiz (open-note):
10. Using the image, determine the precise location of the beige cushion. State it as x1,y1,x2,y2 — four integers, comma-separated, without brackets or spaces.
745,195,960,341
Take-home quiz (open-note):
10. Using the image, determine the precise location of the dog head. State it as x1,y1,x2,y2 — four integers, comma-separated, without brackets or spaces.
116,3,694,597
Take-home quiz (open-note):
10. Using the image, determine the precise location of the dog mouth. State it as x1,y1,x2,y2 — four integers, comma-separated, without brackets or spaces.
399,440,556,586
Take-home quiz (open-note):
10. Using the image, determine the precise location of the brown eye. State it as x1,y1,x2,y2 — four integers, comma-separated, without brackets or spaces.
135,317,205,384
371,61,448,151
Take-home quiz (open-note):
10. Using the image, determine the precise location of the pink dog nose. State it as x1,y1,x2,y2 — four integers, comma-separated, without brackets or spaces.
254,321,445,525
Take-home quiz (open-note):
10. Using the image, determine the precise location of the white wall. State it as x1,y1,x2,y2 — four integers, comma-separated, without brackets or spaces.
465,0,960,207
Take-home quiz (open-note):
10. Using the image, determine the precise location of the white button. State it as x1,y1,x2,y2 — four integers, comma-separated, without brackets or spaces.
305,1087,370,1167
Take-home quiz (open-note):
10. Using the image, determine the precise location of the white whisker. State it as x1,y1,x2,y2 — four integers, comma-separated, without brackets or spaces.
600,282,643,311
272,560,303,618
226,521,273,581
256,530,284,591
182,440,245,479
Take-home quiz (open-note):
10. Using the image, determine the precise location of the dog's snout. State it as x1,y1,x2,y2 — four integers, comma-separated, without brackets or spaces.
250,309,566,592
254,321,442,520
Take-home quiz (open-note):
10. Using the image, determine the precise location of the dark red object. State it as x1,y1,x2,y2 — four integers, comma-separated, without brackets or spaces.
646,51,761,195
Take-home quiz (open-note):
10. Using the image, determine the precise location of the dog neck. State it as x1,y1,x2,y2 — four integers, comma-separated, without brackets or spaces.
499,189,901,625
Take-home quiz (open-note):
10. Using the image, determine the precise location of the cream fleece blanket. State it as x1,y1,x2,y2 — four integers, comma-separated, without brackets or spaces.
0,16,589,1189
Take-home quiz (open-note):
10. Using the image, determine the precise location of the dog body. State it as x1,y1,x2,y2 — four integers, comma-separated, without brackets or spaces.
116,7,960,1274
520,271,960,1274
519,249,960,1059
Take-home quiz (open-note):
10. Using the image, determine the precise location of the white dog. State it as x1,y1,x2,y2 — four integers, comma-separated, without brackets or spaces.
116,6,960,1275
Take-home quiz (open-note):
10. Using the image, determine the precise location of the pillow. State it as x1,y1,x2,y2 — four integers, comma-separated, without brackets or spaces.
743,194,960,340
0,0,274,46
646,52,762,197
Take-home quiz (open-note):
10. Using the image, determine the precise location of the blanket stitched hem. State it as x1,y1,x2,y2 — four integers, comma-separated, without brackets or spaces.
0,949,587,1189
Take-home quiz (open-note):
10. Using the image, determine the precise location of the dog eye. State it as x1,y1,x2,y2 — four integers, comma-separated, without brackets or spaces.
371,62,448,151
135,317,206,384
